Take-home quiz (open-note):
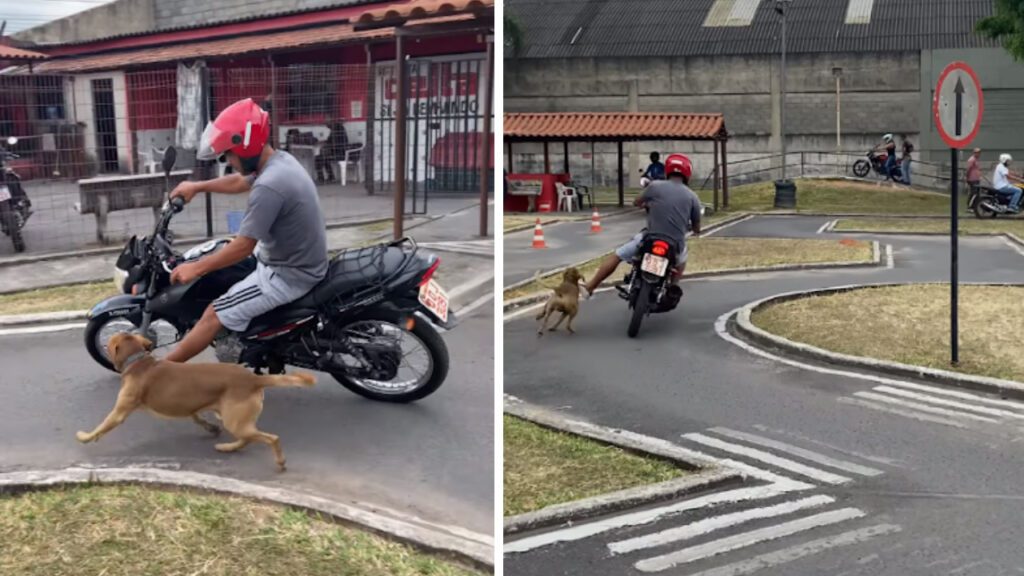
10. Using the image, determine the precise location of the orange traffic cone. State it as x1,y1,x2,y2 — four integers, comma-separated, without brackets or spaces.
532,218,547,249
590,209,602,233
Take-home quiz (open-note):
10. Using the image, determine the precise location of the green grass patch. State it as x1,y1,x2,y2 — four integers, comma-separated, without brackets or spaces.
0,485,482,576
504,415,685,517
0,281,118,315
751,284,1024,383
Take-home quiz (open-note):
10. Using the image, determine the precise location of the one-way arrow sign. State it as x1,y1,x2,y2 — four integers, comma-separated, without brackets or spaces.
934,62,982,149
954,76,964,136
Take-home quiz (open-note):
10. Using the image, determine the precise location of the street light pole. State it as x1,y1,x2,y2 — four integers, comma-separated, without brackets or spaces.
772,0,796,208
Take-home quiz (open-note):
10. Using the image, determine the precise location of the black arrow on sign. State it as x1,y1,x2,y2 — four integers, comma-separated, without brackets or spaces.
954,76,965,136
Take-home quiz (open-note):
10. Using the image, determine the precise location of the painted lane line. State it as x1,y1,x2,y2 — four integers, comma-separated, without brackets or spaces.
634,507,867,573
1000,236,1024,258
886,244,894,268
456,292,494,319
837,397,968,429
707,427,882,477
702,214,754,238
685,523,902,576
608,495,835,555
503,485,788,555
872,385,1024,420
0,322,86,337
884,379,1024,411
853,391,998,423
681,433,851,485
815,220,835,235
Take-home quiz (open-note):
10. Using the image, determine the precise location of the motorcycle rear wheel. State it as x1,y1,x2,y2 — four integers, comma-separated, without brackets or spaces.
628,281,652,338
0,206,23,252
974,202,999,219
852,160,870,178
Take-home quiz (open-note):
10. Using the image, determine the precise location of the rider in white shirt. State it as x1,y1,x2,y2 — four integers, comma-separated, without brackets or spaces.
994,153,1022,213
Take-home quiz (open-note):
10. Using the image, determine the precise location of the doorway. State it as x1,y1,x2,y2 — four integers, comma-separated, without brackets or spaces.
91,78,119,173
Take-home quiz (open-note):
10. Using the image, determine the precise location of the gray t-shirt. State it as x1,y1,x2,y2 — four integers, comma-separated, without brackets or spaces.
639,180,702,249
238,151,328,287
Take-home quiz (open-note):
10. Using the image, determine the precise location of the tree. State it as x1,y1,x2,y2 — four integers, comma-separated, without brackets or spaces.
504,13,525,58
976,0,1024,60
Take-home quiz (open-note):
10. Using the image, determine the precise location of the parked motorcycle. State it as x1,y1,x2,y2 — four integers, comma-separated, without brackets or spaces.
852,150,902,181
84,147,454,403
616,233,680,338
0,136,32,252
967,183,1018,219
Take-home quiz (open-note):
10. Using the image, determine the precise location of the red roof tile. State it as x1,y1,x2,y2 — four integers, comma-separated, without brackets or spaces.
504,113,727,141
0,45,47,61
356,0,492,26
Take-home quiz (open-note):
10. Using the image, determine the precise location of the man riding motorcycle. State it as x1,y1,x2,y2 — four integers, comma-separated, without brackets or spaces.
994,153,1023,214
583,153,702,308
875,133,898,182
164,98,328,363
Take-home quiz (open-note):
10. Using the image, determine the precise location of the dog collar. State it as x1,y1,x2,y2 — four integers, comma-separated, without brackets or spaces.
119,351,150,373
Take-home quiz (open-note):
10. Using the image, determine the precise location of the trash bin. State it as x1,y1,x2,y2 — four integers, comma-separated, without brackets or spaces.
774,179,797,209
226,210,244,234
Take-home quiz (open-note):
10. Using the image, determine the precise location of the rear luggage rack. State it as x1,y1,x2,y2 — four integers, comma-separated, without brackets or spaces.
325,237,420,313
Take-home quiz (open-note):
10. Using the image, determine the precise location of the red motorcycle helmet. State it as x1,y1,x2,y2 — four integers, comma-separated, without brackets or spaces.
665,153,692,181
197,98,270,173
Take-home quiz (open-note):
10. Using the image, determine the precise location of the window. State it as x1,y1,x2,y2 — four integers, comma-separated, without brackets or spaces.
286,64,337,120
35,76,66,121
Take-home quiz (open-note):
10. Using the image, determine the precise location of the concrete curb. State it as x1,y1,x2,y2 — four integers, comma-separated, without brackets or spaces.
0,467,493,570
503,239,884,314
0,310,88,327
731,281,1024,400
503,396,742,535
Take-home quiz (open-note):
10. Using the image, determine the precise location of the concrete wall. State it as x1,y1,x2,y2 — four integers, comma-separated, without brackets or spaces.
506,49,1024,188
13,0,154,44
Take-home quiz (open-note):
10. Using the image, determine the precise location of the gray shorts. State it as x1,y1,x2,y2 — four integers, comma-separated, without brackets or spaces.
213,263,312,332
615,233,688,265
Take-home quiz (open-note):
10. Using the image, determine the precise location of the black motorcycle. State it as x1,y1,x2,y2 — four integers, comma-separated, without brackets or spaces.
616,233,681,338
84,147,454,403
0,136,32,252
852,150,902,182
968,183,1018,219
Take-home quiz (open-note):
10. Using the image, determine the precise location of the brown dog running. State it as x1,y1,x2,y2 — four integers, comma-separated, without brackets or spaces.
77,332,315,471
536,267,585,336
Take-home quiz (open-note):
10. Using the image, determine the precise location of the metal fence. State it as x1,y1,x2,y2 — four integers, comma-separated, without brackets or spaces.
0,58,492,258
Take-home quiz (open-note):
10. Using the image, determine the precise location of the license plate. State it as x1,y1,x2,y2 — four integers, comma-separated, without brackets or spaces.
418,279,449,324
0,186,10,202
641,253,669,276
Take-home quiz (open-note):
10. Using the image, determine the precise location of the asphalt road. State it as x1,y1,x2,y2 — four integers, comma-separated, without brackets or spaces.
504,217,1024,575
0,303,494,536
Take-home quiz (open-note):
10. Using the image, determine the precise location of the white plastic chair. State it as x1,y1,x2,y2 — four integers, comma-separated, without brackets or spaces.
337,144,365,186
139,147,167,174
556,182,578,212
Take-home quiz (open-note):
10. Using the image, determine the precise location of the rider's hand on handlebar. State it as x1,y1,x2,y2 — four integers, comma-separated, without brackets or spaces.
170,181,199,203
170,261,203,285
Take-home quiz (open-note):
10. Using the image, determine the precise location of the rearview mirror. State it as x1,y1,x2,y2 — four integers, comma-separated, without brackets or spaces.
162,146,177,175
6,137,17,146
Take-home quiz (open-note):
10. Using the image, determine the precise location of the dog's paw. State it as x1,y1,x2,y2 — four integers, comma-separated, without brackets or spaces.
76,431,93,443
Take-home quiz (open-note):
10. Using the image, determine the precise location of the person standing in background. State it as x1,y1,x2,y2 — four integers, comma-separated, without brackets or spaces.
900,134,914,186
966,148,982,192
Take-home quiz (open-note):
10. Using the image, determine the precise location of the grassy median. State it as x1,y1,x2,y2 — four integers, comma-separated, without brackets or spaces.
0,281,118,315
0,485,482,576
504,415,685,517
751,284,1024,382
504,237,874,301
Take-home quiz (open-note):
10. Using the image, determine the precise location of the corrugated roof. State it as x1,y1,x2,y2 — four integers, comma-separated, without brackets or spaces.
505,0,998,58
0,45,47,61
505,112,726,141
355,0,493,27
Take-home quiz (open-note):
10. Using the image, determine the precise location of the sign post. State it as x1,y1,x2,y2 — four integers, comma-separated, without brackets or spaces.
933,61,983,366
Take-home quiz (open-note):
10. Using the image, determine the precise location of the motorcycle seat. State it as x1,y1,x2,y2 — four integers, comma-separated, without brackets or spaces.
292,245,408,309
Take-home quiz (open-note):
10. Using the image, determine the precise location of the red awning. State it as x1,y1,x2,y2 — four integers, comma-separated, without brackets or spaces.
356,0,493,27
504,113,727,141
0,45,47,61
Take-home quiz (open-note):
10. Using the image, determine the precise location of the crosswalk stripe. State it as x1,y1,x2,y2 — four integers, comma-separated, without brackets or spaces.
838,396,969,429
873,385,1024,420
884,379,1024,412
681,433,851,485
708,427,883,477
503,485,786,555
608,495,835,555
684,523,902,576
634,507,866,573
853,391,999,423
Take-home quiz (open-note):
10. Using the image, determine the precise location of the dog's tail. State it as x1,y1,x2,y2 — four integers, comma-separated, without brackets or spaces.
259,372,316,389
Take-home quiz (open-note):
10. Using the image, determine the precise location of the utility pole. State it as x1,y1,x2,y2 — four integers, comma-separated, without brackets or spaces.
772,0,796,208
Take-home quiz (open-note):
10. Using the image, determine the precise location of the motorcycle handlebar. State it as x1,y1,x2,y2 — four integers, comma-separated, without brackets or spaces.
170,196,185,213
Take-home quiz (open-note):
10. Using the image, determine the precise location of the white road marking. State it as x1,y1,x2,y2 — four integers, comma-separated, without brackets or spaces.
0,322,87,337
608,495,835,555
456,292,494,319
872,385,1024,420
503,485,788,555
884,379,1024,411
681,433,851,485
853,391,998,423
685,523,902,576
837,396,968,429
707,427,883,477
886,244,894,268
815,220,834,234
634,507,866,573
1000,235,1024,258
702,214,754,237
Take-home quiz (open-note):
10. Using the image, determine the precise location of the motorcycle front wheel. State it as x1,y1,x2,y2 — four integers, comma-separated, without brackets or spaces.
0,205,24,252
84,314,183,372
852,160,870,178
330,310,449,403
628,281,652,338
